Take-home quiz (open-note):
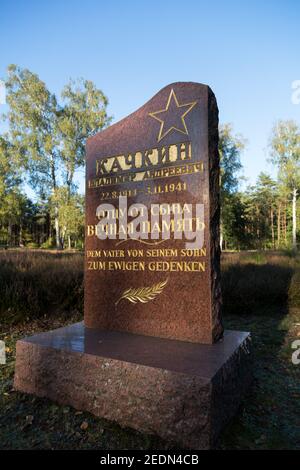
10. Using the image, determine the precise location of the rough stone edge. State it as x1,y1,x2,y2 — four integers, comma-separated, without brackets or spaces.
210,333,253,447
208,87,223,343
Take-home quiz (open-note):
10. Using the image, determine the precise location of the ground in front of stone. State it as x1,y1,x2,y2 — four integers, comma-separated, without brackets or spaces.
0,307,299,450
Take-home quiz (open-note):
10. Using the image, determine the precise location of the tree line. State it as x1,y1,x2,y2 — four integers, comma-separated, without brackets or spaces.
0,65,300,250
0,65,111,249
220,121,300,251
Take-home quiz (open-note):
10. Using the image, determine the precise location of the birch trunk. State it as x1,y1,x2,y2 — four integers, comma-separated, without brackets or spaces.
292,187,298,251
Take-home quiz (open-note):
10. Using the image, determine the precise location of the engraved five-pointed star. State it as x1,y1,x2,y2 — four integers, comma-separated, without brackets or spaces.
149,89,197,142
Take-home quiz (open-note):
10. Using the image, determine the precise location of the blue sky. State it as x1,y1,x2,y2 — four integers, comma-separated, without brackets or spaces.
1,0,300,195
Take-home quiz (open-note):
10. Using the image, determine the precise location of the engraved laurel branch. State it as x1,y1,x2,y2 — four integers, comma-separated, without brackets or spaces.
115,278,168,307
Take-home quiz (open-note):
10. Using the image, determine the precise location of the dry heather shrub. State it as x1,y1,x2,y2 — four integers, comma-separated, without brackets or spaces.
0,250,84,324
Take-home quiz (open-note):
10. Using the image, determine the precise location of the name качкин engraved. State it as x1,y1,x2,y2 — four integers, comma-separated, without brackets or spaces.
95,142,191,176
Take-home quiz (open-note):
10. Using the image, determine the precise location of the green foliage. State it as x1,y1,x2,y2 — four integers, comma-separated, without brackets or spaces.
221,192,248,249
219,124,246,249
58,78,111,191
2,64,111,249
240,173,278,249
40,237,55,249
0,135,24,239
219,121,300,251
50,187,84,248
270,120,300,190
25,242,39,249
219,124,245,195
270,120,300,249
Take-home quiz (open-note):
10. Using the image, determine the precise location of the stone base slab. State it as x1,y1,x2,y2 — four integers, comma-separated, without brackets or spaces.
14,322,252,449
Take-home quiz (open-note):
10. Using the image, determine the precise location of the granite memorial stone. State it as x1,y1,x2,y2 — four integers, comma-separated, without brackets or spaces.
14,82,252,449
85,82,222,343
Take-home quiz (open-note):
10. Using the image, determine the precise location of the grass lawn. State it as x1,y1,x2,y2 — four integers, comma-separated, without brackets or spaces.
0,250,300,449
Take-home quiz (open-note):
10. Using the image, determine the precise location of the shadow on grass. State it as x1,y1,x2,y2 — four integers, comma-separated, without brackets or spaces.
220,262,300,449
222,263,294,314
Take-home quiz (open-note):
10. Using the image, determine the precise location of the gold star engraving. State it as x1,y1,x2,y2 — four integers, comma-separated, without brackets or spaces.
149,89,197,142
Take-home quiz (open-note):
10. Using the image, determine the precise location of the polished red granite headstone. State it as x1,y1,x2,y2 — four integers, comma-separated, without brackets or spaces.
85,82,223,344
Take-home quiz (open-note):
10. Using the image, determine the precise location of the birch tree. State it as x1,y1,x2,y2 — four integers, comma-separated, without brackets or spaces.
4,65,61,246
270,120,300,251
219,124,245,250
3,65,110,248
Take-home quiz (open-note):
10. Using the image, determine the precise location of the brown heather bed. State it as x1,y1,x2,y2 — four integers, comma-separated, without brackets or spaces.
0,249,299,449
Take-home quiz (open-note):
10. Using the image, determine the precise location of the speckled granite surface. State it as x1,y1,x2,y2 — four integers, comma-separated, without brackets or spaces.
14,323,252,449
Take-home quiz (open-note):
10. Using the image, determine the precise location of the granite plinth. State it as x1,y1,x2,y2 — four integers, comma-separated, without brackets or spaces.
14,322,252,449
